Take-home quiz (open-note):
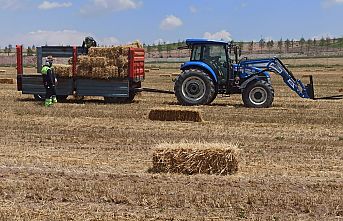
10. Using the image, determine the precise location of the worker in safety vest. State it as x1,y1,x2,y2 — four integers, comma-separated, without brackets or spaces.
41,56,57,107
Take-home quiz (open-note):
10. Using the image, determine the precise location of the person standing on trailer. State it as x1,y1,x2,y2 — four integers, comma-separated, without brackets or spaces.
81,36,97,55
41,56,57,107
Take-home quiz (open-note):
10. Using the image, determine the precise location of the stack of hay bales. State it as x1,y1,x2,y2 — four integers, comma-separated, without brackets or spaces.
54,41,142,79
151,142,240,175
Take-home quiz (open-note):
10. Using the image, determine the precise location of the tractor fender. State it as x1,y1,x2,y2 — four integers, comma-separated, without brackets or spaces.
240,74,271,89
181,61,218,82
240,75,260,89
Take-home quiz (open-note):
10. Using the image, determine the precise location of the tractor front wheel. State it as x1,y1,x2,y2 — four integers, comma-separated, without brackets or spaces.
242,80,274,108
174,69,216,106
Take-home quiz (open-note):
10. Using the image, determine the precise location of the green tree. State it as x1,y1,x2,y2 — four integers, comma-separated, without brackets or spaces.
147,45,152,54
339,38,343,51
248,41,254,53
299,37,306,53
166,44,172,57
277,38,283,53
238,41,244,51
306,38,312,54
285,39,291,53
259,38,265,54
266,40,274,53
27,46,34,56
157,43,163,58
325,37,331,51
319,37,326,51
4,46,9,56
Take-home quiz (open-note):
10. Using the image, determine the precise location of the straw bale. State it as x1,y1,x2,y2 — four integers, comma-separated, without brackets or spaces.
145,69,150,73
77,56,107,68
0,78,15,84
149,108,203,122
88,46,130,58
53,64,73,78
89,66,119,79
77,66,92,78
151,142,240,175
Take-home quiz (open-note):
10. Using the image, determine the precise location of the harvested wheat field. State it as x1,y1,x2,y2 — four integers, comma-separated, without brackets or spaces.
0,65,343,220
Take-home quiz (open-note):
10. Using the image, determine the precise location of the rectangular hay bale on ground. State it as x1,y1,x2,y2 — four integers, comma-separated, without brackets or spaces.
151,142,240,175
53,64,73,78
0,78,15,84
149,108,203,122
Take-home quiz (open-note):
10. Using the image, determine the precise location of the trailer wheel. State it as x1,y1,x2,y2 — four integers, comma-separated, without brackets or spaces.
34,94,45,101
174,69,216,106
242,80,274,108
104,94,135,104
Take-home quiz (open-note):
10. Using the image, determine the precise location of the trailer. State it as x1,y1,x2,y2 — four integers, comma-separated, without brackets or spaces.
16,45,145,103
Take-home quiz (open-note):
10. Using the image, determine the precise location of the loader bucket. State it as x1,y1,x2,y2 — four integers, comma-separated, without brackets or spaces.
306,75,343,100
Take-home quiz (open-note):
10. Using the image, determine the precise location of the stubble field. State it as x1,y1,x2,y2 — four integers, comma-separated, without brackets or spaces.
0,64,342,220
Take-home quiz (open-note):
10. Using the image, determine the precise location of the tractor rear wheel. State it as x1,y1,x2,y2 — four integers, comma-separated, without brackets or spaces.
242,80,274,108
174,69,216,106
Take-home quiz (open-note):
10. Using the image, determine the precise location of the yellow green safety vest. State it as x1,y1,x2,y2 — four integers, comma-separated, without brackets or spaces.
41,66,51,75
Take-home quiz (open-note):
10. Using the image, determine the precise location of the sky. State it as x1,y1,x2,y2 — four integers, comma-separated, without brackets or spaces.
0,0,343,48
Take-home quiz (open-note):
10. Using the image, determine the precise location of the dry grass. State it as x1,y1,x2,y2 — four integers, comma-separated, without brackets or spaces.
149,108,203,122
0,61,342,220
151,142,239,175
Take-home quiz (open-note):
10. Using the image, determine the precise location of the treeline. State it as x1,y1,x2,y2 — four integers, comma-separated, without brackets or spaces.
0,45,36,56
144,37,343,54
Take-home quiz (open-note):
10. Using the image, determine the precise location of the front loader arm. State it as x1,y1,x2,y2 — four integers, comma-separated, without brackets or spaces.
240,57,314,99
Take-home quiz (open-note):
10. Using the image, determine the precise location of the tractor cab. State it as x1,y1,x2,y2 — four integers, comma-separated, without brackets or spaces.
184,39,232,85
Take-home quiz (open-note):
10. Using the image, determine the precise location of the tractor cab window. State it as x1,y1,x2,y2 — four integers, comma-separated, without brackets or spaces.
191,45,202,61
202,45,227,63
202,45,229,79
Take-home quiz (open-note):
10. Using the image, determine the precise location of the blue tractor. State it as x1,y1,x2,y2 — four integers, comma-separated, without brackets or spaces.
174,39,315,108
